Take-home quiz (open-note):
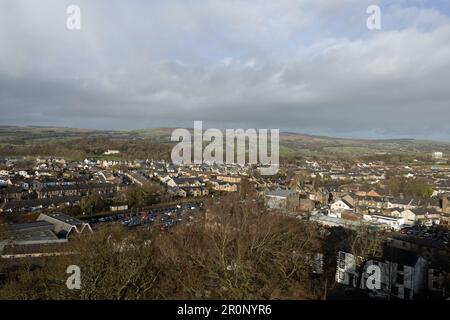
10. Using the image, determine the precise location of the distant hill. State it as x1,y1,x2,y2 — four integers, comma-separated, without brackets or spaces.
1,125,449,160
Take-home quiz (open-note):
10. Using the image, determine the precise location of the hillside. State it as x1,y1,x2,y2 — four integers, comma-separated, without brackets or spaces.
1,126,449,160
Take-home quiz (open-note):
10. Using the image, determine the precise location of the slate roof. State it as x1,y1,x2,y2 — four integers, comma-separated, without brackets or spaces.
266,189,297,198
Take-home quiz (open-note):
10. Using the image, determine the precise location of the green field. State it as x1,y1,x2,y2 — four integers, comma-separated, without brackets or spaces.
1,126,450,161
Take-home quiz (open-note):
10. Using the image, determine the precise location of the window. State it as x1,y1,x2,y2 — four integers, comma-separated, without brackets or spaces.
392,285,399,296
397,264,403,272
396,273,404,285
404,288,411,300
339,271,345,281
432,281,440,289
338,253,346,269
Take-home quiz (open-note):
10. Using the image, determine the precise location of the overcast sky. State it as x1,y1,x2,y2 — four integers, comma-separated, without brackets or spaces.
1,0,450,140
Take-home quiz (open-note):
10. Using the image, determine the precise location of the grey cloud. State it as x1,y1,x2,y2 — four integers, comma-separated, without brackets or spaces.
1,0,450,140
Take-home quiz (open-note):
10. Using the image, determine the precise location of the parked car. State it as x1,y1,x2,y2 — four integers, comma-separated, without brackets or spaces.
122,218,133,225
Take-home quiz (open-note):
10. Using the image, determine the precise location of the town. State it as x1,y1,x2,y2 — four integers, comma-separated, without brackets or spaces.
2,0,450,311
0,149,449,300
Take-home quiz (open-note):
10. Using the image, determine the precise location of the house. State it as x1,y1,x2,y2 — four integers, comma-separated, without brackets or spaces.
173,177,203,187
98,171,116,183
386,197,417,210
335,251,358,287
169,187,187,198
125,172,149,187
17,170,31,178
336,248,429,300
0,196,82,213
356,195,385,209
165,164,178,173
392,209,416,226
362,249,428,300
0,170,10,176
209,180,238,192
215,175,241,184
160,175,177,188
355,189,383,197
36,183,117,199
427,262,450,299
265,189,299,211
35,170,54,178
110,205,128,212
342,194,355,207
439,195,450,214
363,213,405,231
104,150,120,155
330,198,354,212
0,186,23,203
410,208,441,226
0,179,12,187
181,186,209,197
298,194,316,212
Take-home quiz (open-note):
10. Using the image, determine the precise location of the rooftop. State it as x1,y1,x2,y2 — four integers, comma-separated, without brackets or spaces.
45,213,85,226
266,189,297,198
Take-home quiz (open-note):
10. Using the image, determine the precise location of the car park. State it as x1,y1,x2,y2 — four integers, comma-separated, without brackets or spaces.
122,218,133,225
